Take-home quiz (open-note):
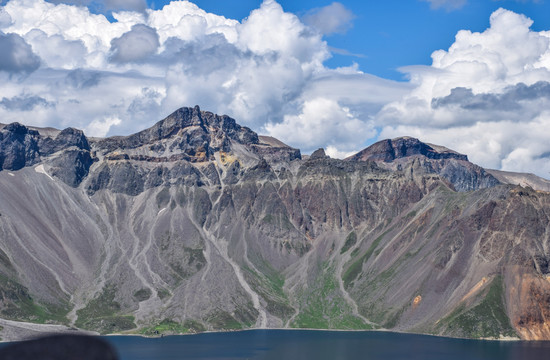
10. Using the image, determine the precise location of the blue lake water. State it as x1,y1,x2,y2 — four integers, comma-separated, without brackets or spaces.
106,330,550,360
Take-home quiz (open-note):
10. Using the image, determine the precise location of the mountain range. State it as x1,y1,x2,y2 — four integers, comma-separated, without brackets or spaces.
0,106,549,341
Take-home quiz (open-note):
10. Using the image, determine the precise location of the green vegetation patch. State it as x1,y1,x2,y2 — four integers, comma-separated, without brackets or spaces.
340,231,357,254
291,264,372,330
206,311,244,330
343,229,391,288
133,288,152,302
242,262,294,322
140,318,206,335
353,261,410,327
436,276,517,339
157,288,171,300
261,213,294,231
233,302,259,327
75,285,136,334
183,319,207,333
0,274,69,324
81,315,136,335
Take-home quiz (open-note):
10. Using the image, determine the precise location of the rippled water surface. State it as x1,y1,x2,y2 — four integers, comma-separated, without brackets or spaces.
107,330,550,360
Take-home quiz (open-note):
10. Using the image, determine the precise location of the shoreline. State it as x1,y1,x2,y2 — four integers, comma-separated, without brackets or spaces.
108,326,523,343
0,319,525,344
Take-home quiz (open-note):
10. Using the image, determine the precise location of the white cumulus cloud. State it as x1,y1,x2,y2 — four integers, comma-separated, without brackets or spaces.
109,24,159,63
0,32,41,73
3,0,550,178
377,8,550,177
265,98,375,154
302,2,355,35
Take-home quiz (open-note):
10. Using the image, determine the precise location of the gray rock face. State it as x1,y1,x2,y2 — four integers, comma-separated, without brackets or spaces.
346,137,499,192
39,127,90,156
48,150,94,187
94,105,259,160
349,137,468,162
0,123,40,170
0,123,93,186
1,106,550,341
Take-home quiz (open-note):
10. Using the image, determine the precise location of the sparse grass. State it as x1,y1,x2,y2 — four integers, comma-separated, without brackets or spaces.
157,288,171,300
139,318,206,335
76,286,120,320
158,232,206,280
261,213,293,230
383,306,405,328
354,264,406,326
233,303,259,327
207,311,243,330
81,315,136,335
0,274,69,324
133,288,152,302
436,276,517,338
242,265,294,321
291,264,372,330
75,285,136,334
343,229,391,288
340,231,357,254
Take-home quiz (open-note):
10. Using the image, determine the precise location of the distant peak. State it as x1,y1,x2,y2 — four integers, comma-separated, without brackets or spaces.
310,148,328,159
347,137,468,162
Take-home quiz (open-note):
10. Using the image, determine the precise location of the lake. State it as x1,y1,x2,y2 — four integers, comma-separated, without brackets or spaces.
106,330,550,360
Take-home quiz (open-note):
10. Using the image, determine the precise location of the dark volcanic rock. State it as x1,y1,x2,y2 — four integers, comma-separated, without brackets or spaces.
48,149,94,187
93,106,259,159
0,123,40,170
348,137,468,162
347,136,499,192
251,137,301,164
310,148,328,160
40,127,90,155
438,159,500,192
86,162,145,196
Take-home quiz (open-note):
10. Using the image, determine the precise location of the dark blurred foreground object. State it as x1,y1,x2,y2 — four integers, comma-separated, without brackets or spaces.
0,334,119,359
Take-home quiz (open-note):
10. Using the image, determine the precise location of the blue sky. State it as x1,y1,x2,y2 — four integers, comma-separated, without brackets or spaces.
148,0,550,80
2,0,550,177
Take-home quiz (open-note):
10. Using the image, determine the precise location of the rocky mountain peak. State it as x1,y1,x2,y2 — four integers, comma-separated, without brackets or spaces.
309,148,328,160
3,122,38,136
347,137,468,163
92,106,259,158
0,123,40,171
345,136,497,192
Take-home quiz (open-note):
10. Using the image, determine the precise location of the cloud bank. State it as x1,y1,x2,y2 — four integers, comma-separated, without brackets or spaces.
378,8,550,177
1,1,550,178
0,0,399,156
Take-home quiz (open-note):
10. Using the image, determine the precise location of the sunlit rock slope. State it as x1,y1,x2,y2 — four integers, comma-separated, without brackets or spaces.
1,106,550,340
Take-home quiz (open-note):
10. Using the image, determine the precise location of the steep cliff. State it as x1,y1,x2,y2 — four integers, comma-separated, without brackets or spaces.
0,106,549,340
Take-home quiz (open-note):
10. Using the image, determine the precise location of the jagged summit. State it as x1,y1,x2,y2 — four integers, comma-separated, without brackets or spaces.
346,136,468,163
343,136,497,192
94,105,259,158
